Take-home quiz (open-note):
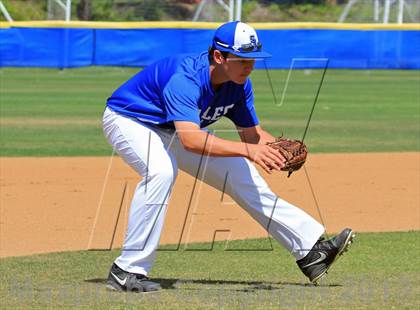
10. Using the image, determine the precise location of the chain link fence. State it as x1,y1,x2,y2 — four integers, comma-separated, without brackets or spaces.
1,0,419,23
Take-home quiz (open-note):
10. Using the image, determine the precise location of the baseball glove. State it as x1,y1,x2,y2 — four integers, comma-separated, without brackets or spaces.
267,137,308,177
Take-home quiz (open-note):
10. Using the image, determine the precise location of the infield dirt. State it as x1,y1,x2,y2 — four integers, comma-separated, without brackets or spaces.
1,152,419,257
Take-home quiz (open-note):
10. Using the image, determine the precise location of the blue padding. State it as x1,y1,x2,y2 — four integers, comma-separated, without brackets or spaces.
0,28,93,68
258,29,420,69
1,27,419,69
94,29,213,66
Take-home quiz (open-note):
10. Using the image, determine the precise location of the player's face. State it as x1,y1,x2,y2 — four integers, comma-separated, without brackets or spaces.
224,54,256,84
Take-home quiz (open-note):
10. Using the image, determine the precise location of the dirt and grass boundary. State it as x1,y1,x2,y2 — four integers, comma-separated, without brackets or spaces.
1,152,418,258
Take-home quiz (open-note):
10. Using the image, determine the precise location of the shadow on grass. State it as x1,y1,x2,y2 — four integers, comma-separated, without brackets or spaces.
84,278,341,291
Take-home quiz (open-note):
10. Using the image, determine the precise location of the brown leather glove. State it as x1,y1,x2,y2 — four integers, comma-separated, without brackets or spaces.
267,137,307,177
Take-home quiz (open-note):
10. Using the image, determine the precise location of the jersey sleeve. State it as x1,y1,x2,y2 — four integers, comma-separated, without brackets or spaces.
162,74,201,125
227,79,260,128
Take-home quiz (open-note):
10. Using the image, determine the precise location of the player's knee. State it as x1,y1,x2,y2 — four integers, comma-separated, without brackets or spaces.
149,163,178,187
159,168,178,186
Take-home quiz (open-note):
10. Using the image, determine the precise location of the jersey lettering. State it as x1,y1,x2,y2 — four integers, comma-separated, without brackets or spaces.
223,104,234,115
201,103,235,122
212,106,225,120
201,106,213,120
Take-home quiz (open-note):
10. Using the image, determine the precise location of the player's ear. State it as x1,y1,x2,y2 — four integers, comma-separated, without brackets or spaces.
213,50,226,64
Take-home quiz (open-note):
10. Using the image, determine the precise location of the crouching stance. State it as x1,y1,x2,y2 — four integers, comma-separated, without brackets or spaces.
103,21,354,292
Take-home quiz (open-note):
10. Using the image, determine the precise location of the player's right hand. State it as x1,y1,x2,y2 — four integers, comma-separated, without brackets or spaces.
245,143,286,174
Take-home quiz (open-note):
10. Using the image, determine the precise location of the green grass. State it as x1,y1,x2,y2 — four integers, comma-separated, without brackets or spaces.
0,231,419,309
0,67,419,156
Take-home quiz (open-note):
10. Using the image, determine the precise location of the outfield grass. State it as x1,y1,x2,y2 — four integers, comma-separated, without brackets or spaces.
0,67,419,156
0,232,418,309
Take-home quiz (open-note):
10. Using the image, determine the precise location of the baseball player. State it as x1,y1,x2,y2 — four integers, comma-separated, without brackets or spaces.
103,21,354,292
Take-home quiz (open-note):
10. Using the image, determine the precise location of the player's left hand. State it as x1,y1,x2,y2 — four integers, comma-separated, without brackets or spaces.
266,137,308,176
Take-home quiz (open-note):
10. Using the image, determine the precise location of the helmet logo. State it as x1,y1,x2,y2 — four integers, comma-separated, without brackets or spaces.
250,35,257,46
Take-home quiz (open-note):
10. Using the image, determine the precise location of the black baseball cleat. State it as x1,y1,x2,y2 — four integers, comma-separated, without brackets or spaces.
297,228,355,285
106,263,161,292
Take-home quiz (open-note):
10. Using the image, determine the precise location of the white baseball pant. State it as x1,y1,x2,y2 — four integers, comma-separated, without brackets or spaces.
103,107,325,275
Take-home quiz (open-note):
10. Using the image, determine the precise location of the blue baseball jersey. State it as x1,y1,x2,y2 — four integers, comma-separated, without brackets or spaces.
106,51,259,128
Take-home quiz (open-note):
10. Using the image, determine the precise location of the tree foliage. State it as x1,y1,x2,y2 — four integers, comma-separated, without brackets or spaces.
1,0,344,22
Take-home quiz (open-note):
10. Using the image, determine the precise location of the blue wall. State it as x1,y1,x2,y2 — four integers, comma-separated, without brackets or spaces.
1,26,419,69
